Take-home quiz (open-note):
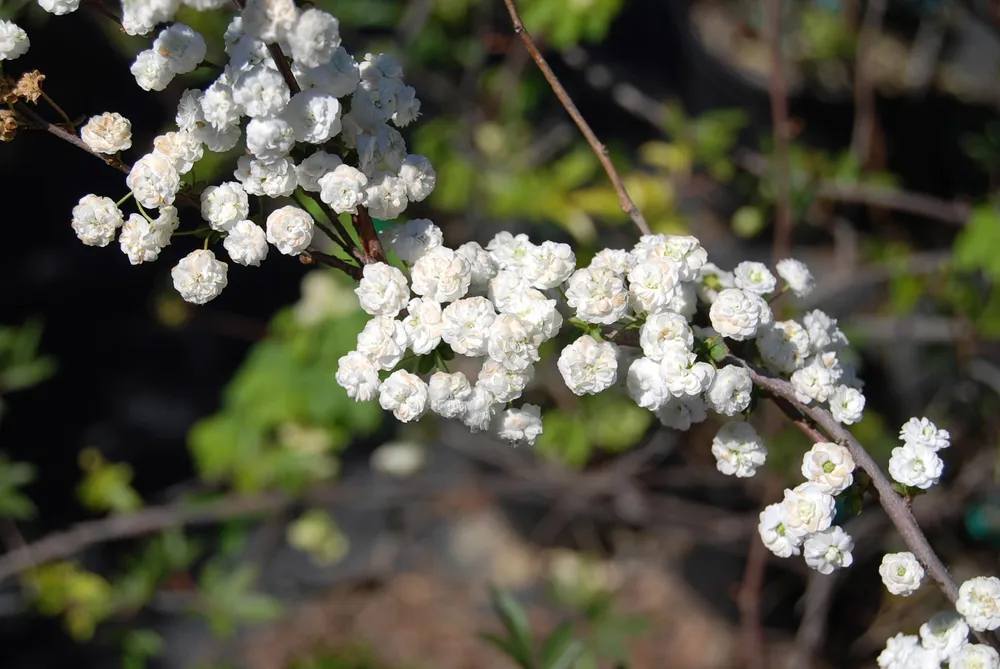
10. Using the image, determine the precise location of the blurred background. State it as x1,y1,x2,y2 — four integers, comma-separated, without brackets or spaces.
2,0,1000,667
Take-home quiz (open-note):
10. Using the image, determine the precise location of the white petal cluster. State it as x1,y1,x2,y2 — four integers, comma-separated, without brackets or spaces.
171,249,228,304
957,576,1000,632
223,220,268,267
900,417,951,451
201,182,250,232
265,206,314,256
402,297,442,354
72,195,124,247
38,0,80,15
382,218,442,264
557,335,618,395
711,421,767,478
127,153,181,209
565,267,629,325
335,351,380,402
803,526,853,574
733,261,776,296
495,404,543,446
877,633,940,669
888,442,943,490
756,320,810,373
319,164,368,214
379,370,428,423
119,212,172,265
0,21,28,60
776,258,815,297
81,113,133,154
411,247,471,303
710,288,770,341
153,130,203,175
801,442,855,494
951,644,1000,669
879,551,925,596
829,385,865,424
704,365,752,416
355,262,409,317
919,611,970,663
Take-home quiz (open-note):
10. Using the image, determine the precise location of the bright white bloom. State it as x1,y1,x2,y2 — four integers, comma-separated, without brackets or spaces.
175,89,202,131
235,156,298,197
952,644,1000,669
265,206,314,256
233,65,290,118
287,8,340,68
477,360,533,404
878,633,939,669
900,417,951,451
756,320,810,373
152,130,203,175
364,171,408,220
803,309,848,353
830,385,865,424
632,234,707,281
920,611,970,663
666,281,698,319
127,153,180,210
639,312,694,361
801,442,855,494
558,335,618,395
441,296,496,357
378,370,428,423
565,267,629,325
293,46,360,98
487,314,541,372
627,260,679,315
711,421,767,478
398,154,436,202
780,483,835,538
411,246,472,303
428,371,473,419
318,164,368,214
589,248,634,277
286,90,342,144
502,289,563,342
170,249,228,304
245,117,296,163
153,23,206,74
200,79,241,132
130,50,173,91
957,577,1000,632
0,22,28,61
776,258,815,297
241,0,298,43
733,261,777,296
495,404,543,446
38,0,80,15
121,0,180,36
627,357,670,411
71,195,124,247
488,271,529,312
487,232,535,271
80,113,132,154
295,151,342,192
355,262,409,317
525,241,576,290
879,552,925,596
402,297,443,354
223,220,268,267
803,526,854,574
381,218,442,264
201,182,249,232
888,442,943,490
656,395,708,430
356,316,407,370
462,386,499,433
659,346,715,397
709,288,766,341
790,364,836,405
705,365,752,416
335,351,380,401
119,213,167,265
695,262,735,304
758,503,801,558
152,206,179,246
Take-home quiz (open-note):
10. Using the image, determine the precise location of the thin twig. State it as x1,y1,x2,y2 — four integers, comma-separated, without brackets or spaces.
764,0,793,262
738,533,770,669
293,191,348,249
300,248,362,280
501,0,652,236
351,205,388,264
850,0,888,165
13,100,128,172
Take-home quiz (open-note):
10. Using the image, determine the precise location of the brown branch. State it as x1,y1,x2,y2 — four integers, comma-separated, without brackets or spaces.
351,205,388,264
764,0,793,262
501,0,652,237
13,101,128,173
300,247,362,280
738,526,771,669
850,0,887,165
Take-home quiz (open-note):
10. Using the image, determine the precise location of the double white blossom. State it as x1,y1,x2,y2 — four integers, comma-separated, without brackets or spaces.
709,288,769,340
557,335,618,395
171,249,228,304
879,551,925,596
71,195,124,247
495,404,544,445
355,262,409,317
335,351,380,401
81,113,132,154
775,258,815,297
801,442,855,494
704,365,752,416
265,206,314,256
900,417,951,451
711,421,767,478
378,369,428,423
223,220,268,267
957,576,1000,632
803,526,853,574
888,441,943,490
919,611,970,663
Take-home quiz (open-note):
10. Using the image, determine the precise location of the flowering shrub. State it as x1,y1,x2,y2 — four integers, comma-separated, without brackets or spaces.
3,0,1000,667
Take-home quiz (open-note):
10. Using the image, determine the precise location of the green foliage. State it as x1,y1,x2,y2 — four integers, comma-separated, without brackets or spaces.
121,629,165,669
535,393,653,468
287,508,350,566
76,448,143,514
954,205,1000,281
519,0,625,50
29,562,115,640
291,644,404,669
197,561,283,637
112,529,201,612
0,318,56,418
0,454,35,519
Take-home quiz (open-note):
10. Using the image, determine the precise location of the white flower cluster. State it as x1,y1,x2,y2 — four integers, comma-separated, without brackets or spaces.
877,610,997,668
0,20,29,61
757,442,854,574
888,416,948,490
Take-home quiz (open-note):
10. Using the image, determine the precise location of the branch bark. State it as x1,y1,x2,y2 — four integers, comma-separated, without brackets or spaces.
764,0,793,263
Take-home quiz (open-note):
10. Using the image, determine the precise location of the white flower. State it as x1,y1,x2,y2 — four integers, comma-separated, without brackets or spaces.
153,23,206,74
295,151,343,192
399,154,436,202
632,234,706,281
487,231,535,271
293,46,360,98
958,576,1000,632
488,314,541,373
705,365,752,416
428,371,473,419
626,357,670,411
656,395,708,430
318,164,368,214
378,370,428,423
589,248,634,277
780,483,835,538
175,89,202,131
265,206,314,256
801,442,855,494
756,320,810,373
286,90,342,144
235,156,298,197
286,8,340,68
803,526,854,574
878,633,940,669
803,309,848,353
790,364,836,405
639,312,694,361
830,385,865,425
71,195,123,247
495,404,543,446
201,182,249,232
565,267,629,325
951,644,1000,669
38,0,80,14
353,262,410,318
223,220,268,267
900,417,951,451
80,113,132,154
776,258,815,298
733,261,776,296
364,170,409,220
381,218,442,264
0,21,28,61
233,64,291,118
879,552,925,596
477,359,533,403
666,281,698,319
127,153,180,209
758,503,802,558
557,335,618,396
402,297,443,354
488,271,529,312
411,246,472,303
888,442,943,490
441,296,496,357
627,260,679,315
335,351,380,401
356,316,407,370
462,386,500,433
502,289,563,342
170,249,228,304
920,611,970,663
711,421,767,478
119,213,166,265
709,288,766,341
696,262,735,304
525,241,576,290
153,130,203,174
246,116,296,162
660,346,715,397
130,50,173,91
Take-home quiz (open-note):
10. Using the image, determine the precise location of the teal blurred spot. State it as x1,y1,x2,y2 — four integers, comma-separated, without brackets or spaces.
966,498,1000,546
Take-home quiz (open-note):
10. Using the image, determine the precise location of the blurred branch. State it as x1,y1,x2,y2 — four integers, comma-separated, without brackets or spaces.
501,0,652,236
764,0,793,262
12,100,127,173
300,248,362,280
850,0,887,166
737,523,770,669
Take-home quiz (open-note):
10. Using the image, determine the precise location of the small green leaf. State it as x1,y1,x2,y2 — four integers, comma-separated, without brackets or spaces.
540,622,584,669
489,587,534,666
709,340,730,362
480,632,533,669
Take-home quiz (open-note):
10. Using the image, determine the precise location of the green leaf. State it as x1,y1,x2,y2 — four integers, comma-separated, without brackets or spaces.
540,622,584,669
489,587,534,666
955,205,1000,281
709,340,730,362
480,633,533,669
